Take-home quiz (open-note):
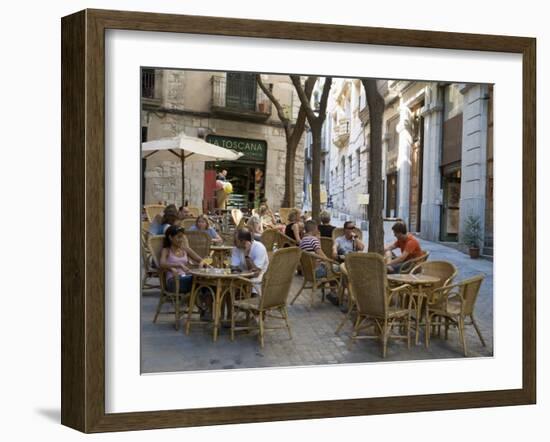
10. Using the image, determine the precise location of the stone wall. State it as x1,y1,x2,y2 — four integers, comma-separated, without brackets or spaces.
143,112,303,210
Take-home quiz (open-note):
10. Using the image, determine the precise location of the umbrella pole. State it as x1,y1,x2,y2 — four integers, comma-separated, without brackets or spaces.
181,153,185,207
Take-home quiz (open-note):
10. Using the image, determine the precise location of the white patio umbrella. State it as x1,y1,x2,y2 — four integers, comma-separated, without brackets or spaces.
142,132,243,205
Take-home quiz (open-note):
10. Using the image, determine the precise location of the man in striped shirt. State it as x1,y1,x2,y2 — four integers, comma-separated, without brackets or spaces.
299,220,329,277
299,220,339,305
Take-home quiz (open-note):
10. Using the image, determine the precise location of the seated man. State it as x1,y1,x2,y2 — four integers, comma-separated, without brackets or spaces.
384,221,424,273
299,220,339,304
299,220,330,278
231,228,269,296
332,221,365,262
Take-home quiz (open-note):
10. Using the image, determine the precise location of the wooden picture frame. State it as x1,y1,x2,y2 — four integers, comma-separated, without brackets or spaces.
61,8,536,433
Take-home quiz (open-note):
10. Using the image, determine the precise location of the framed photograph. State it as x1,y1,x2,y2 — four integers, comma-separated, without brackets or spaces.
61,9,536,433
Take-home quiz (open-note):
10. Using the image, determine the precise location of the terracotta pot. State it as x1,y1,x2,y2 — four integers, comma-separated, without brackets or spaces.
469,247,480,259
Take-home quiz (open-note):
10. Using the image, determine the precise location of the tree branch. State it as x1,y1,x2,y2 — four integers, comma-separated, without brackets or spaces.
317,77,333,125
289,76,315,146
290,75,318,124
256,75,291,140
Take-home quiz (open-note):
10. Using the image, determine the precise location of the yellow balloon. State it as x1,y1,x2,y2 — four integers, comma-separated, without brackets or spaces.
223,182,233,194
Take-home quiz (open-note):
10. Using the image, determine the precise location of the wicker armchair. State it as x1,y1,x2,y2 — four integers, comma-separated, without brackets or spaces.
426,275,486,356
399,251,430,274
141,223,158,290
290,251,341,307
278,207,295,224
334,262,356,334
187,206,201,217
320,237,334,259
144,204,165,223
344,252,413,357
230,247,301,347
406,260,457,345
276,230,298,248
411,260,458,292
331,226,363,241
260,228,279,251
181,218,196,230
148,235,196,330
231,208,243,227
184,230,211,259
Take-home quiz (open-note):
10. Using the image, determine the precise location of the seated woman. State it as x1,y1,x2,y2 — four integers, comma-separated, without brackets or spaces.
246,215,264,241
160,225,211,318
258,205,285,233
284,208,302,243
318,210,336,238
187,214,223,244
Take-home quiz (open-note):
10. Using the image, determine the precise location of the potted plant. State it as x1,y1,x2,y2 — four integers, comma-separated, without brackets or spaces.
463,215,482,259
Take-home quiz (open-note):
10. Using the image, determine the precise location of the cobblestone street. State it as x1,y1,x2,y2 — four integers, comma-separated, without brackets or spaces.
141,223,493,373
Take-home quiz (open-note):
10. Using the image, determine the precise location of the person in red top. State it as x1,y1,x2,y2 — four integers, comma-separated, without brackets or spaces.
384,221,423,273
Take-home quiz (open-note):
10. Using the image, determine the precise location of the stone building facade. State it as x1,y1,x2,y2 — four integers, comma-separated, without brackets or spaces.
320,78,493,253
141,69,304,212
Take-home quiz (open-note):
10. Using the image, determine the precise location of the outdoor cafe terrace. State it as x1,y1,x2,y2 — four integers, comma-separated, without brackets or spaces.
141,214,493,373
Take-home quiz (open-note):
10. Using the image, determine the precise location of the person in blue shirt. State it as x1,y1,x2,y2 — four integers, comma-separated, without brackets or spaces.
187,214,223,244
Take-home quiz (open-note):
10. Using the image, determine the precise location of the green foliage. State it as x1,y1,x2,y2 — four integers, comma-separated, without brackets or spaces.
463,215,482,248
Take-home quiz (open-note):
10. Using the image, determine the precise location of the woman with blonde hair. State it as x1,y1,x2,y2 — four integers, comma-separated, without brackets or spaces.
187,214,223,244
247,215,264,241
284,208,302,243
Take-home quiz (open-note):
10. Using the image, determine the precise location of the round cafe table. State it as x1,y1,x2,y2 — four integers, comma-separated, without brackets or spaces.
386,273,441,346
209,245,233,268
185,268,255,342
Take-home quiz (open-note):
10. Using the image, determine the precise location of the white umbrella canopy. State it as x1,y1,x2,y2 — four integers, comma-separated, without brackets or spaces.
142,132,243,161
141,132,243,205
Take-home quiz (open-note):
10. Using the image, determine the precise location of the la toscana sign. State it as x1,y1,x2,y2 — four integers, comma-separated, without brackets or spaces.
205,135,267,163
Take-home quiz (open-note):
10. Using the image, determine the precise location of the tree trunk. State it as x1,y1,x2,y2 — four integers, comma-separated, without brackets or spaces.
290,76,332,222
283,140,298,207
310,123,321,222
362,79,385,254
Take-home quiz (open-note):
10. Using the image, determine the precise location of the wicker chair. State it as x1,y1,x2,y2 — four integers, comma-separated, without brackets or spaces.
408,260,458,345
187,206,201,217
141,223,158,290
181,218,196,230
411,260,458,292
290,251,341,307
184,230,211,259
331,226,363,241
236,217,247,230
276,230,298,248
334,262,356,334
426,275,486,356
148,235,196,330
230,247,301,347
144,204,165,223
399,251,430,274
278,207,295,224
231,208,243,227
320,237,334,260
344,252,413,357
260,228,279,251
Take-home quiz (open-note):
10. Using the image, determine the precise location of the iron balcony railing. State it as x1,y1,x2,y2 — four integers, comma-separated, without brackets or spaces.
333,118,350,148
211,76,272,117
